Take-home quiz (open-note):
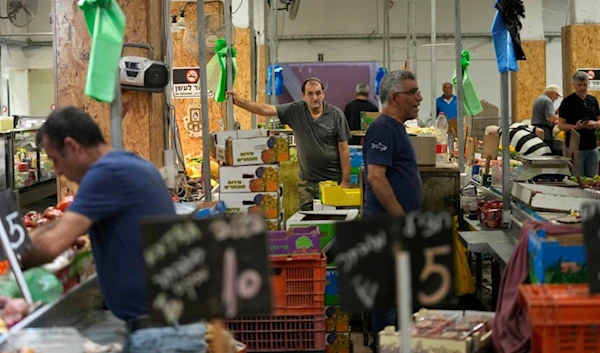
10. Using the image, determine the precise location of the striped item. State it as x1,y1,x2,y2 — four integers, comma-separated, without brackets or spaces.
498,123,552,157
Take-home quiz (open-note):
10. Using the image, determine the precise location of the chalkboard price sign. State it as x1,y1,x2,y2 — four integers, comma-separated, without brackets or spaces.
581,202,600,294
0,189,32,261
334,211,454,313
141,213,272,326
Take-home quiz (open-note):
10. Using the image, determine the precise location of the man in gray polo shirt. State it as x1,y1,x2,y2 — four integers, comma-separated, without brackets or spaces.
227,77,351,211
531,84,561,154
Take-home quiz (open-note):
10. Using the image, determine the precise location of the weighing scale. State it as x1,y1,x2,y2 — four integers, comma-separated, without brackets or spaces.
511,156,576,185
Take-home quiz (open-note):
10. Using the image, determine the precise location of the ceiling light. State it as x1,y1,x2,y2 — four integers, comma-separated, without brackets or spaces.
177,10,187,28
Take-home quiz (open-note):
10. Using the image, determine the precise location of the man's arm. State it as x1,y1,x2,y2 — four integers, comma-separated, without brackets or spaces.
20,212,91,269
545,100,558,123
367,164,404,216
228,91,277,117
338,141,350,187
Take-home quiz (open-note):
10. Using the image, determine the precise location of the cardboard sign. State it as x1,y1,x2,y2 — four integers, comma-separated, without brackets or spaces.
334,211,454,312
481,134,500,160
141,213,272,325
0,189,32,261
582,202,600,294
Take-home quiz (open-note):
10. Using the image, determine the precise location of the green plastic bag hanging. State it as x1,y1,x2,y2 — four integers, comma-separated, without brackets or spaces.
452,50,484,117
205,38,237,103
78,0,126,103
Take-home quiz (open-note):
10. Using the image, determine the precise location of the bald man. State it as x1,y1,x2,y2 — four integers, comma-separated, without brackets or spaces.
436,82,457,119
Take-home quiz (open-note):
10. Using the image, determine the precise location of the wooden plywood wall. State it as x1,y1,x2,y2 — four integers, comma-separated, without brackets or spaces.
510,40,546,122
54,0,165,199
562,25,600,101
172,1,266,157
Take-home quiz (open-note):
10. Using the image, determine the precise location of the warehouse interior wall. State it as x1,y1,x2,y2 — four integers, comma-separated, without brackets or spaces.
3,0,569,120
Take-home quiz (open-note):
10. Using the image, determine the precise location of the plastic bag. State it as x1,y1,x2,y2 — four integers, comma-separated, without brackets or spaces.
78,0,126,103
206,55,222,99
452,51,484,117
375,67,388,96
0,268,63,303
491,11,519,73
213,38,237,103
452,216,476,296
267,64,284,96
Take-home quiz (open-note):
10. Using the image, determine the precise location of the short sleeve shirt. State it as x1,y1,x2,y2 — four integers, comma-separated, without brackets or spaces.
69,151,176,320
531,95,555,131
362,115,423,215
559,93,600,150
276,101,351,181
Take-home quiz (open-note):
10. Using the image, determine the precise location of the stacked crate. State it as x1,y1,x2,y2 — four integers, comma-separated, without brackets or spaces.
324,268,352,353
212,129,290,231
349,146,363,186
226,226,327,352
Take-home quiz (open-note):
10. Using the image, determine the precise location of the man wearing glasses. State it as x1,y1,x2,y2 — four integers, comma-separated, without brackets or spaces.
558,71,600,177
362,70,423,352
228,77,351,211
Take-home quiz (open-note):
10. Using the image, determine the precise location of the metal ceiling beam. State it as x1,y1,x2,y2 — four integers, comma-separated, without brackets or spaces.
277,32,563,40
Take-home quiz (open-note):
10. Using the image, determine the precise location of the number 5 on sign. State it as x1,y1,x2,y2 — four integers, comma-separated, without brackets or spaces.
418,245,452,306
0,190,32,260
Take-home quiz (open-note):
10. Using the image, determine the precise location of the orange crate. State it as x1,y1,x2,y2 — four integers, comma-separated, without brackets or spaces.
270,253,326,316
226,314,325,352
519,284,600,353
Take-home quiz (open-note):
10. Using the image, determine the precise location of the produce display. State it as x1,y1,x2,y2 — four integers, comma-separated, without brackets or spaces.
477,200,503,228
22,196,73,232
570,175,600,189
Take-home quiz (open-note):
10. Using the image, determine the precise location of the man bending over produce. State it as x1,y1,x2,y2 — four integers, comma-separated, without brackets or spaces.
20,107,206,352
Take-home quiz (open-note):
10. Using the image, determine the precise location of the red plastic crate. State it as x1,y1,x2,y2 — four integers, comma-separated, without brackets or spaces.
226,315,325,352
270,253,326,316
519,284,600,353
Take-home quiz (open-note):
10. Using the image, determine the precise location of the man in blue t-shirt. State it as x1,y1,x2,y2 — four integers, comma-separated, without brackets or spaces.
435,82,457,119
363,71,423,352
21,107,206,352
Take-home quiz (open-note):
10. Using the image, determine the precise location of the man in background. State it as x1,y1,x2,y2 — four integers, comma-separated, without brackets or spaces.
344,83,379,145
531,85,561,154
558,71,600,177
485,123,553,157
362,70,423,352
228,77,351,211
436,82,457,119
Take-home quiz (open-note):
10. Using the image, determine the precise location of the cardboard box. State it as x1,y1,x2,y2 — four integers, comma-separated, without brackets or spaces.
326,332,351,353
409,135,436,166
268,226,320,258
361,111,380,130
219,165,280,193
211,129,290,166
313,200,337,211
349,146,363,172
319,181,361,207
286,210,360,265
220,192,282,231
528,229,587,284
325,305,350,332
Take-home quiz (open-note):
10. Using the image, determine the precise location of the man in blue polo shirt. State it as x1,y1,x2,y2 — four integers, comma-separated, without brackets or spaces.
436,82,457,119
363,70,423,352
21,107,206,352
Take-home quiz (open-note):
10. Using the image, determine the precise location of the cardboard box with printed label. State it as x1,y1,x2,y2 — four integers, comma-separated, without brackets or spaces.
325,305,350,332
286,210,360,265
211,129,290,166
326,332,351,353
220,192,283,231
219,165,280,193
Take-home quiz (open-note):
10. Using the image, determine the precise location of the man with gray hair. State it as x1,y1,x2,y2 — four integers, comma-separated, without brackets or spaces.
531,84,561,154
362,70,423,352
344,83,379,145
558,71,600,177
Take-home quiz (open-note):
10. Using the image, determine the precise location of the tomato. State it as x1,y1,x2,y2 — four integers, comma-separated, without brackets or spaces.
56,196,74,212
43,207,63,220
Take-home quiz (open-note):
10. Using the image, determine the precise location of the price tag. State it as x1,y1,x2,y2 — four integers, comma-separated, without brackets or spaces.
0,189,32,261
334,211,454,313
582,202,600,294
141,213,272,326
